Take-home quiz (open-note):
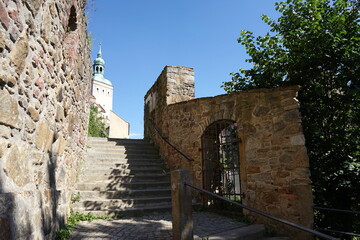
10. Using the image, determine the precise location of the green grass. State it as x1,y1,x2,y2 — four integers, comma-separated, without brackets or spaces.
55,211,111,240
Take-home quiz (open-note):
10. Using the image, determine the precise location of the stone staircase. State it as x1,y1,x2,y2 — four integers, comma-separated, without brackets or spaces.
73,137,289,239
73,137,172,217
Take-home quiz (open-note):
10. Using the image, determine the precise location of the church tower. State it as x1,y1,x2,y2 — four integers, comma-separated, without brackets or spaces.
91,45,113,121
90,45,130,139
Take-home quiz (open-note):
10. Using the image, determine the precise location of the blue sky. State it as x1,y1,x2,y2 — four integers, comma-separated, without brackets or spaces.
87,0,280,138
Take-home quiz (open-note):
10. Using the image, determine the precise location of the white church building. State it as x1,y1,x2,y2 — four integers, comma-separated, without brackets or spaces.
91,46,130,139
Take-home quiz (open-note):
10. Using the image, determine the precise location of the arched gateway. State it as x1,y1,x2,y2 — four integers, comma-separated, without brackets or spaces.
201,120,242,208
144,66,314,239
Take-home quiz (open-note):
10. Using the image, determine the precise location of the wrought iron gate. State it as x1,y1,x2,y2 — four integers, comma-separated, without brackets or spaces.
202,120,242,208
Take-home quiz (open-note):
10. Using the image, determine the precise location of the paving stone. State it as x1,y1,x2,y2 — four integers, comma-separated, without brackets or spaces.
70,211,248,240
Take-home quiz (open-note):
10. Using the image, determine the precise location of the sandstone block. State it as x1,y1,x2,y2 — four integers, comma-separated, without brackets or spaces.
25,116,36,133
290,134,305,145
35,122,54,152
35,77,45,90
0,89,20,128
52,135,67,156
0,125,11,139
248,172,272,182
0,2,10,30
18,95,28,109
27,106,39,122
4,145,31,187
247,166,261,174
10,32,29,75
284,109,301,122
0,138,9,158
0,29,6,52
55,104,65,122
253,106,269,117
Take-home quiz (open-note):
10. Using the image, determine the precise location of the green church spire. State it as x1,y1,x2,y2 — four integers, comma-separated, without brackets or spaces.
92,44,112,86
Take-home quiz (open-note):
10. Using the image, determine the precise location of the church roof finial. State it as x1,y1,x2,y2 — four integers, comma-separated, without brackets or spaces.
97,42,102,58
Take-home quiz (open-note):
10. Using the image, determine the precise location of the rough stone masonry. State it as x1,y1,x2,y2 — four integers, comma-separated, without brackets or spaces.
144,66,314,240
0,0,91,239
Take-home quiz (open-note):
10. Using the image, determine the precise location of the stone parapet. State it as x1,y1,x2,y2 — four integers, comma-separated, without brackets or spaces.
144,67,313,240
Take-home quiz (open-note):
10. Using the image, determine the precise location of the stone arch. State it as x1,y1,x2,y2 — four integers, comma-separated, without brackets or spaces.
201,119,242,208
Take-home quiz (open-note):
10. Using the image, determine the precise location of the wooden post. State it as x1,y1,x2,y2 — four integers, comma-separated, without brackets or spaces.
171,169,194,240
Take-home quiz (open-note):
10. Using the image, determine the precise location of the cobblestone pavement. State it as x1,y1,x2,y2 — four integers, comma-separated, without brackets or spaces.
70,211,247,240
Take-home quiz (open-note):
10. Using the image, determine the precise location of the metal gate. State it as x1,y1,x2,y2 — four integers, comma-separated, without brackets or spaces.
202,120,242,208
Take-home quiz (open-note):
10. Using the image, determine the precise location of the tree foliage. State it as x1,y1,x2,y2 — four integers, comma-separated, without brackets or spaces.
222,0,360,237
88,105,107,137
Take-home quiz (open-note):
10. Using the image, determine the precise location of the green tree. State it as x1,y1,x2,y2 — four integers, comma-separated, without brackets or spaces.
88,105,108,137
222,0,360,237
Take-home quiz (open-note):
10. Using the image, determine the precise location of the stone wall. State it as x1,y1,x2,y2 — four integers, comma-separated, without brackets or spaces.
0,1,91,239
144,66,313,239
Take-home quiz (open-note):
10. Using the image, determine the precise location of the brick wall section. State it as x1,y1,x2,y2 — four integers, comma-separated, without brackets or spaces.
144,66,313,240
0,1,91,239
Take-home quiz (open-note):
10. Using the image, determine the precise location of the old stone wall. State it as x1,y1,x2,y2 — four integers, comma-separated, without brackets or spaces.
0,1,91,239
144,66,313,239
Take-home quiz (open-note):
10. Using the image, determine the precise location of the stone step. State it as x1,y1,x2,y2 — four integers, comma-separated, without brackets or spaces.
75,181,170,191
81,168,166,176
84,158,164,165
108,138,153,145
87,137,108,142
83,162,166,168
88,138,153,146
87,141,155,147
82,163,167,171
261,238,289,240
75,204,172,218
73,196,172,210
86,153,161,161
81,174,170,182
87,148,158,155
197,224,265,240
77,189,171,199
87,144,155,151
77,137,172,218
82,164,165,171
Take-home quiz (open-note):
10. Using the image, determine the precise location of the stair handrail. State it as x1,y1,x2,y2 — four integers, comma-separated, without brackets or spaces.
147,119,194,162
312,205,360,237
184,182,340,240
313,205,360,215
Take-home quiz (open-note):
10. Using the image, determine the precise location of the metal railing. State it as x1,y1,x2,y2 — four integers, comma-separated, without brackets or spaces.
184,182,339,240
313,206,360,215
147,119,194,161
313,205,360,238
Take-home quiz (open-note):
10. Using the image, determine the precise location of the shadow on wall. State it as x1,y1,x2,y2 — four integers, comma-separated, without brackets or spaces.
0,150,65,239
